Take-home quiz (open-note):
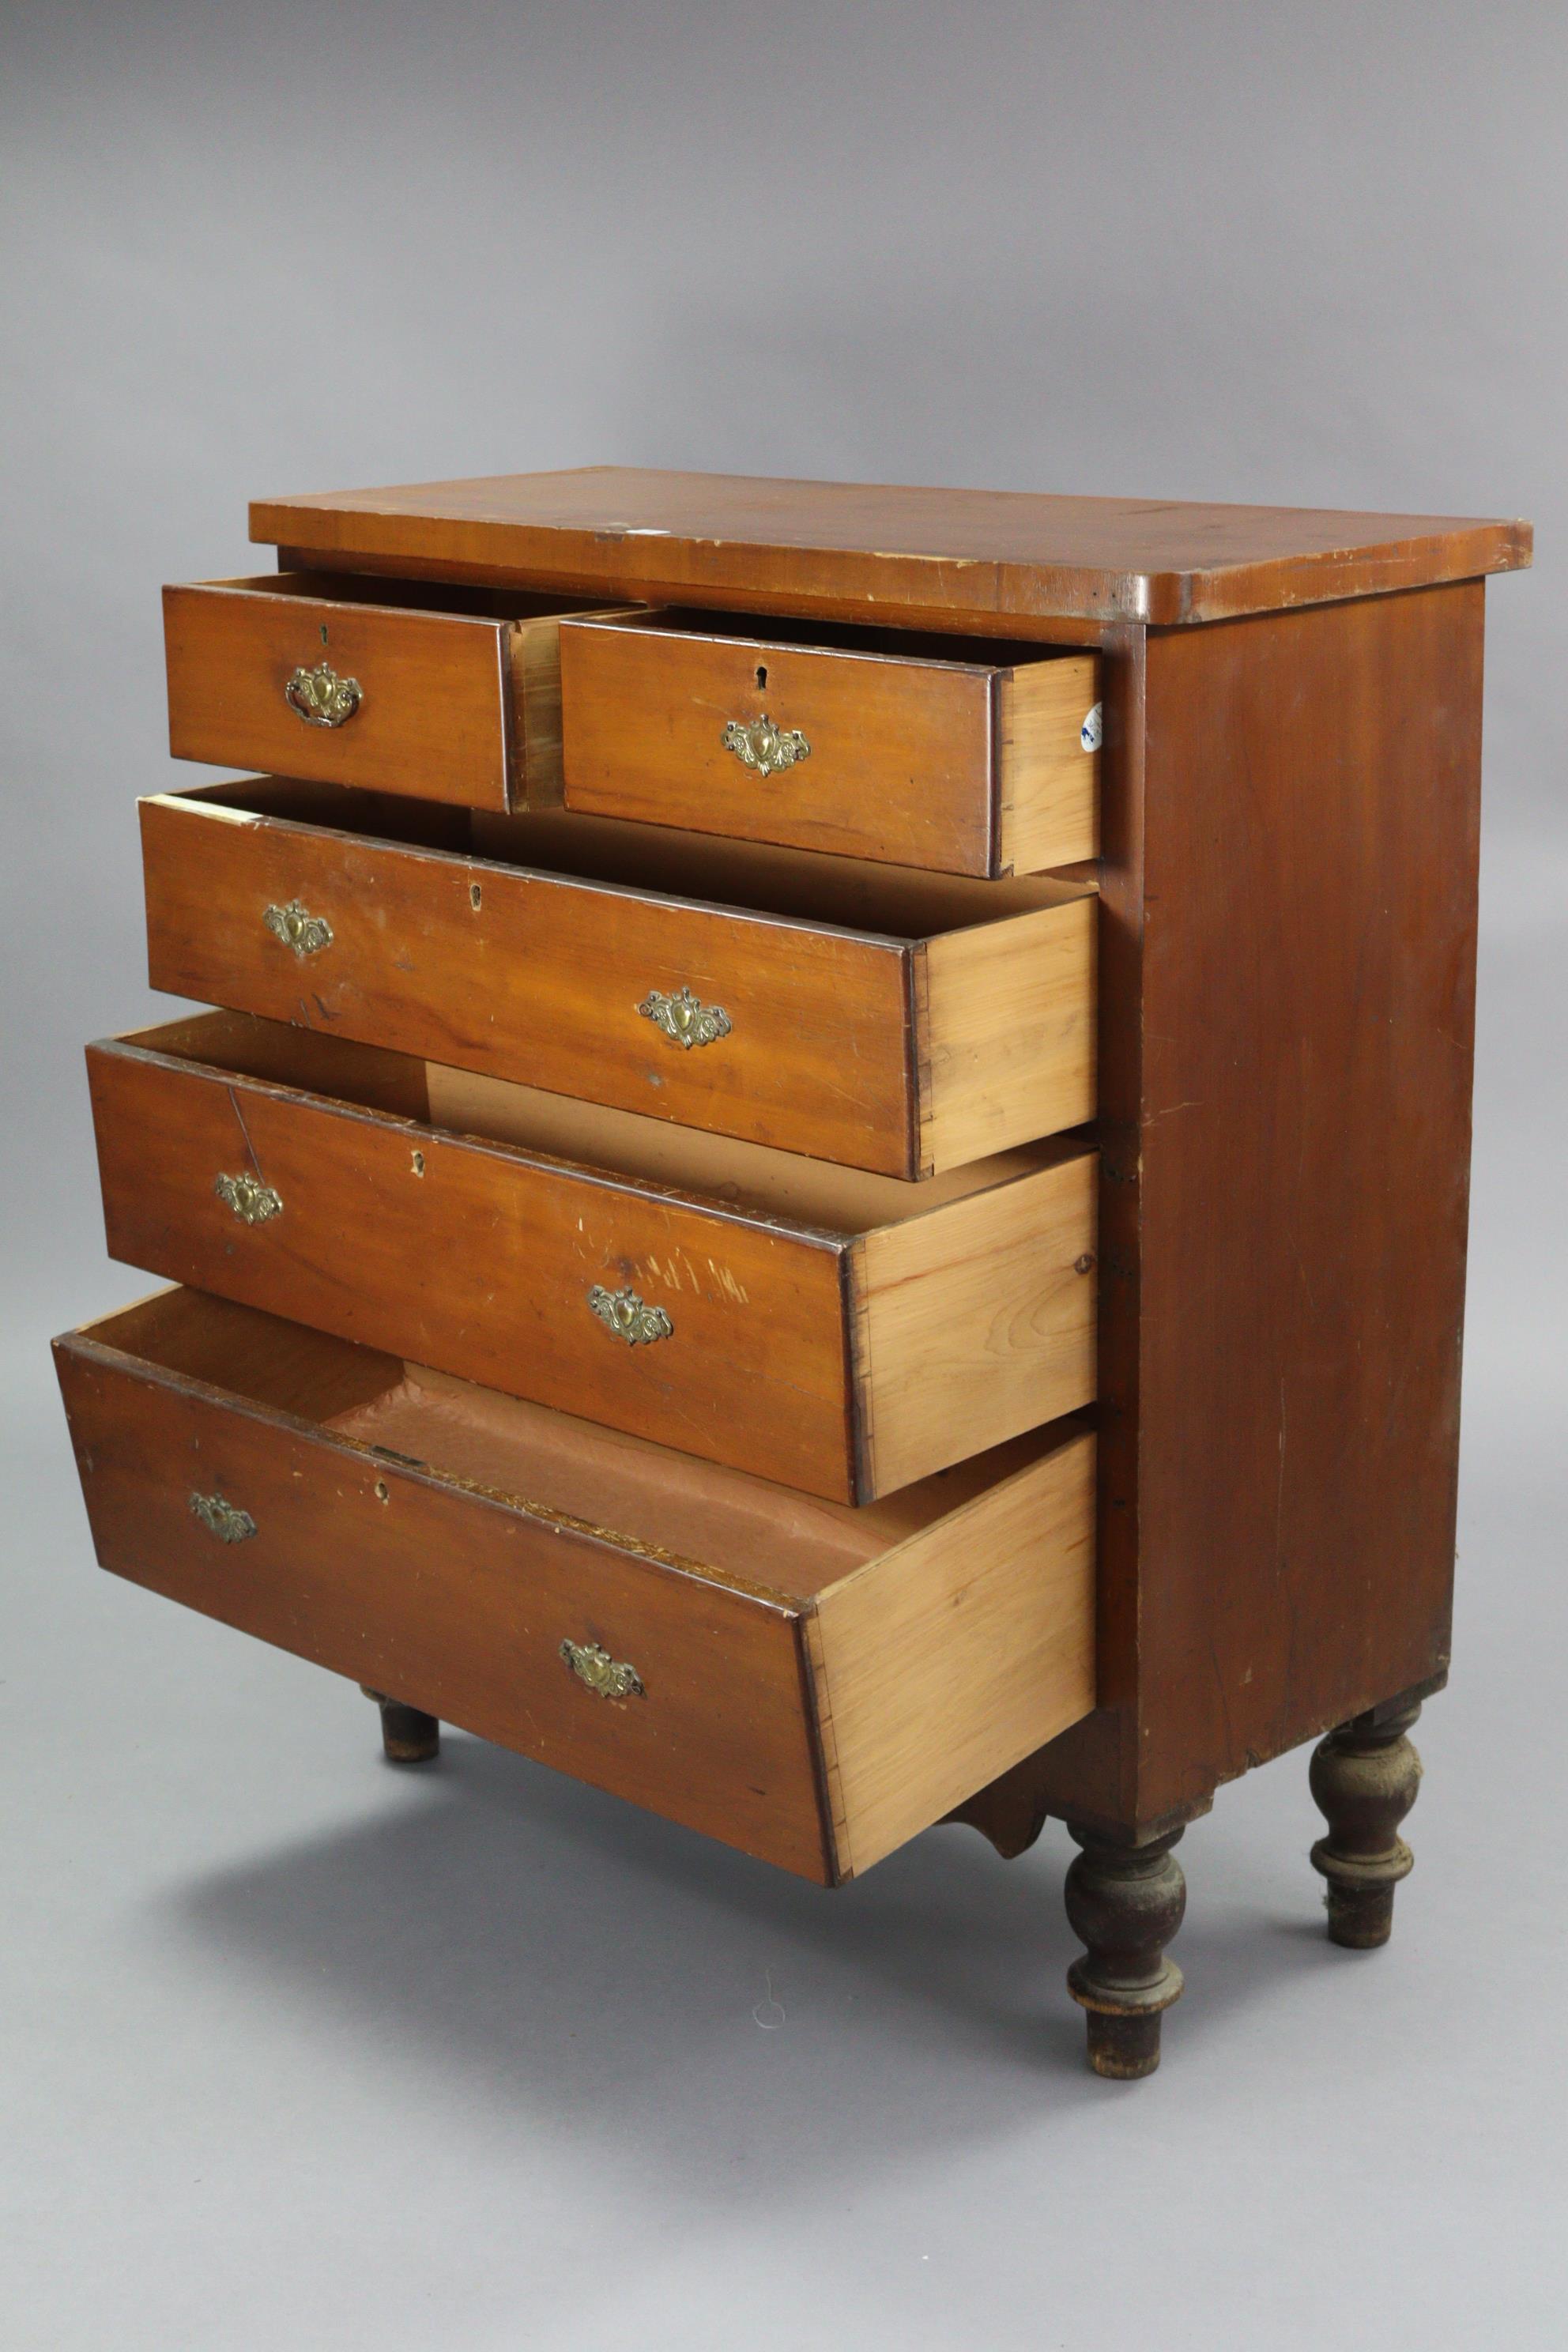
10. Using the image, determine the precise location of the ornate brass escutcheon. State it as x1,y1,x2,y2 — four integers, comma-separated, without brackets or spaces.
638,985,732,1050
285,659,362,728
213,1171,283,1225
560,1638,644,1701
190,1491,257,1544
721,712,810,778
587,1284,673,1345
263,898,334,957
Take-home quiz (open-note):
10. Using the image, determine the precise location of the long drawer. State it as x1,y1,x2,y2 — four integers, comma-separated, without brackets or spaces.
140,779,1097,1178
164,573,635,811
54,1288,1097,1884
560,609,1100,876
86,1011,1096,1502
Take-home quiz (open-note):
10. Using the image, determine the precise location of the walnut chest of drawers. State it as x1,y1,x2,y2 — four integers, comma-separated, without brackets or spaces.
55,469,1531,2077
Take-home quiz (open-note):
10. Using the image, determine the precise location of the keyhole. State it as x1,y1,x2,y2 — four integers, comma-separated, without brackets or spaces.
320,623,329,646
755,664,767,691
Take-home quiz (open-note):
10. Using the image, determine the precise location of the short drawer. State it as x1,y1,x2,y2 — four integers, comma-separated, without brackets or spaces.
164,573,635,812
141,780,1097,1177
87,1011,1096,1502
559,610,1101,876
55,1288,1096,1884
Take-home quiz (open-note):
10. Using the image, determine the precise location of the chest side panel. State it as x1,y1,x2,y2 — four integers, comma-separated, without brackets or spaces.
1129,583,1483,1820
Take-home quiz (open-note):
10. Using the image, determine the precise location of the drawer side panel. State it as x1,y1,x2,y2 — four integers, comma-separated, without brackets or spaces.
854,1149,1098,1494
919,896,1098,1170
809,1431,1096,1877
997,654,1102,874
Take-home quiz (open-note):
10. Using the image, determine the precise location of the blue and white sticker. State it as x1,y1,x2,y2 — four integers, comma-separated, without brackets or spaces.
1080,702,1102,754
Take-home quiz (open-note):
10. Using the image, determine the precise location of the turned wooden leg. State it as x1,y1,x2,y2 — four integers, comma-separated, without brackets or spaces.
1310,1699,1423,1948
361,1684,440,1764
1063,1826,1186,2079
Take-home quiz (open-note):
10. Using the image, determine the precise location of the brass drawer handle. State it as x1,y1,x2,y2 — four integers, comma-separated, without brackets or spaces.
560,1638,644,1700
588,1285,673,1345
722,713,809,778
639,985,732,1050
263,898,334,957
285,659,362,729
214,1171,283,1225
190,1491,256,1544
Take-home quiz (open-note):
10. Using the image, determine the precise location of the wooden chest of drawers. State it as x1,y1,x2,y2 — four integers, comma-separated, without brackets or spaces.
55,468,1531,2079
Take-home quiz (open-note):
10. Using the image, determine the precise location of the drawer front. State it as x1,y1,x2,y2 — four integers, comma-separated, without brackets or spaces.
55,1327,833,1879
560,616,1099,876
88,1037,859,1499
165,580,519,810
140,791,922,1174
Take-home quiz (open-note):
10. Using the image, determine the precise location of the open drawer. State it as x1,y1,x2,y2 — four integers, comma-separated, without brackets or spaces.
54,1288,1097,1883
87,1011,1095,1502
164,573,635,811
560,609,1101,876
140,780,1097,1177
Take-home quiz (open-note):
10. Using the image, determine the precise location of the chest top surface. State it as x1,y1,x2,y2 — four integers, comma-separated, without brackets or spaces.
251,466,1531,636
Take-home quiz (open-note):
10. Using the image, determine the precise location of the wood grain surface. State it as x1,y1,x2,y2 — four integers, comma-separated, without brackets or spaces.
1024,582,1486,1838
997,653,1102,871
250,467,1531,637
55,1296,833,1879
919,897,1098,1166
164,574,633,810
810,1429,1096,1875
854,1148,1096,1497
55,1291,1097,1881
139,782,1095,1174
166,576,513,808
86,1020,853,1495
87,1012,1095,1499
559,611,1099,875
140,786,916,1171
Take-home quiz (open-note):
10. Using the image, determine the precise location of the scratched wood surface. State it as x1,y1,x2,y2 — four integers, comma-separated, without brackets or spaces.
55,1292,835,1879
139,780,1095,1175
88,1020,854,1495
55,1290,1097,1880
87,1011,1096,1499
251,466,1531,637
559,610,1099,876
1020,582,1485,1838
164,574,635,810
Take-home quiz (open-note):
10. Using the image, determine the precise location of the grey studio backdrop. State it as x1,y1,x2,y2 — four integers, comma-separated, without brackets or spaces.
3,6,1564,2349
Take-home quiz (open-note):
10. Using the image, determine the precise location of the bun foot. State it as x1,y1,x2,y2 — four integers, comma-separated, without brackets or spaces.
361,1684,440,1764
1310,1700,1422,1948
1064,1826,1186,2079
